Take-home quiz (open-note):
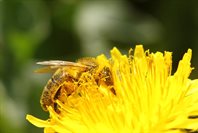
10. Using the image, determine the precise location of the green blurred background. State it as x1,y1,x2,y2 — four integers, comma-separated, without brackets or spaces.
1,0,198,133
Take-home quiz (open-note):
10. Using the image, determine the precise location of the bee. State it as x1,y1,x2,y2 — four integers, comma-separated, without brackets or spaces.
36,58,114,112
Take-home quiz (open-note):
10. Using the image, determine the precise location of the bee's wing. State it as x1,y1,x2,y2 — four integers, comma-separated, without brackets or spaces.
35,60,87,73
35,66,58,73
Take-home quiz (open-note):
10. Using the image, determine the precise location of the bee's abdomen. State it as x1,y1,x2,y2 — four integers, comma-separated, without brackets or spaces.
40,69,65,111
40,87,53,111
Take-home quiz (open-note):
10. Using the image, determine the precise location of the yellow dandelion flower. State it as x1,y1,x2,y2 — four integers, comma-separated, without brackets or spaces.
26,45,198,133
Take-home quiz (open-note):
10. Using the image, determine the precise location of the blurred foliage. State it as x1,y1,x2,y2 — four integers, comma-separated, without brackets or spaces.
1,0,198,133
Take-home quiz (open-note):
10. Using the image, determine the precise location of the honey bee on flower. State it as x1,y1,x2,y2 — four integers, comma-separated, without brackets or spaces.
36,58,115,112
